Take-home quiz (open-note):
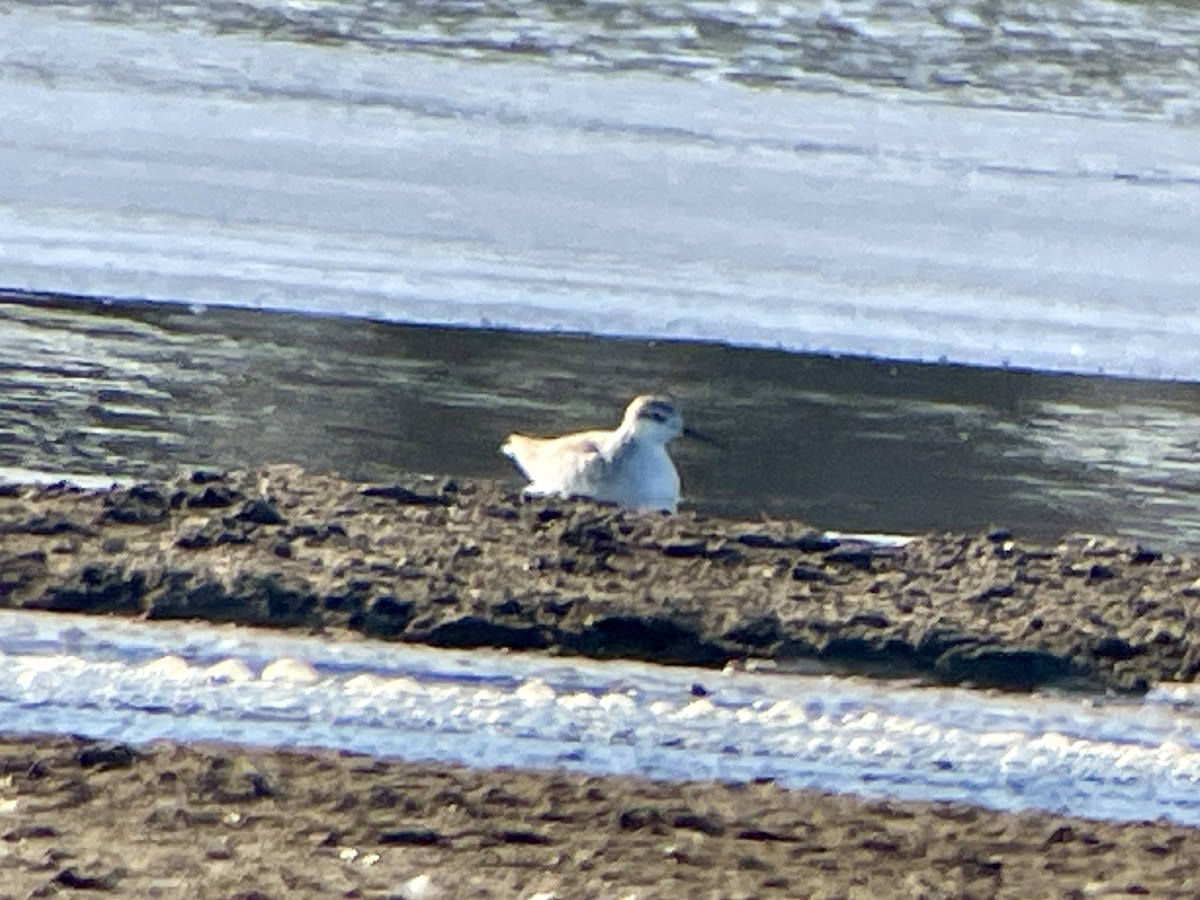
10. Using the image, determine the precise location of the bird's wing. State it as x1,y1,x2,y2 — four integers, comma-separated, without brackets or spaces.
501,431,610,491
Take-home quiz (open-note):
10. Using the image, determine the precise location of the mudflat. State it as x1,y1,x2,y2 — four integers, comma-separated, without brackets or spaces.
3,466,1200,898
0,465,1195,692
0,733,1196,899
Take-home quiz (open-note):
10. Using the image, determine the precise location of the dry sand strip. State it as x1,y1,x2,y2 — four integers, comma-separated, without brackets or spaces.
0,733,1195,899
2,465,1199,693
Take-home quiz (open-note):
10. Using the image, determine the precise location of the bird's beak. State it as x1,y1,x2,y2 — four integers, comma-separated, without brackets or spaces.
683,427,721,448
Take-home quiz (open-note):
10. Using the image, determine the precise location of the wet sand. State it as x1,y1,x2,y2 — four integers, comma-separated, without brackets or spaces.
1,733,1197,899
1,465,1197,693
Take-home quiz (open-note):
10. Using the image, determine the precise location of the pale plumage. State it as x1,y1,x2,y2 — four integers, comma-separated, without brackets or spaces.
501,395,686,513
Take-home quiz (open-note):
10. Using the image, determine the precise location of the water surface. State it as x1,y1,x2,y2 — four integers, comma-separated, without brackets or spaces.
3,8,1197,379
11,0,1200,123
4,294,1200,548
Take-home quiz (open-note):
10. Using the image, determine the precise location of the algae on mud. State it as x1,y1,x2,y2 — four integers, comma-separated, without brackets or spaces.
0,465,1194,693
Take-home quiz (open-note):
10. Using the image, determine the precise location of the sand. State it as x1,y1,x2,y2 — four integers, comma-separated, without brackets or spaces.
1,734,1197,899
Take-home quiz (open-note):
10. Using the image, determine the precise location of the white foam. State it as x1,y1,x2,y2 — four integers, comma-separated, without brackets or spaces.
0,466,125,491
515,678,556,705
142,656,191,678
204,658,255,683
261,658,320,684
0,608,1198,825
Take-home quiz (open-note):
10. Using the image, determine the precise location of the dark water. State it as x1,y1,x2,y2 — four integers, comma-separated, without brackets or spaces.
4,292,1200,548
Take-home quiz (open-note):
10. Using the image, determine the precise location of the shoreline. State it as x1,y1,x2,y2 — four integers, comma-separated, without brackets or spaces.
3,465,1200,894
2,464,1196,693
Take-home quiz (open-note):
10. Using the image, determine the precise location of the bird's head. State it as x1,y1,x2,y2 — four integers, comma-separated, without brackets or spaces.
623,395,685,443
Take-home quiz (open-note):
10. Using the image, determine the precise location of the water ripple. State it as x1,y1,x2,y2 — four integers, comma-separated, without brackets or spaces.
7,0,1200,123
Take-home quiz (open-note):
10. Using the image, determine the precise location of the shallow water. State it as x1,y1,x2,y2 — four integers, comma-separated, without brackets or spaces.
4,295,1200,550
3,8,1198,380
11,0,1200,123
4,608,1200,826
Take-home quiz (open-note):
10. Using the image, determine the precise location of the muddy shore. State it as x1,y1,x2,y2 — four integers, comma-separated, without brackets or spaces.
1,465,1196,693
4,466,1200,896
0,733,1196,899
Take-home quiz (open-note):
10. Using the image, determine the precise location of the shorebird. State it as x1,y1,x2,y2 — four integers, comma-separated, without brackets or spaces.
501,395,704,513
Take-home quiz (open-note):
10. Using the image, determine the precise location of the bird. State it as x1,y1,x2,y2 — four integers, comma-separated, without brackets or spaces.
501,395,704,513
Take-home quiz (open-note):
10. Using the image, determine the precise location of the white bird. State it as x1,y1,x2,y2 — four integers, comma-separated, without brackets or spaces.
501,395,704,513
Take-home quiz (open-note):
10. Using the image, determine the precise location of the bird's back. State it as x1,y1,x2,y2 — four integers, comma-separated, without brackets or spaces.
501,430,609,494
